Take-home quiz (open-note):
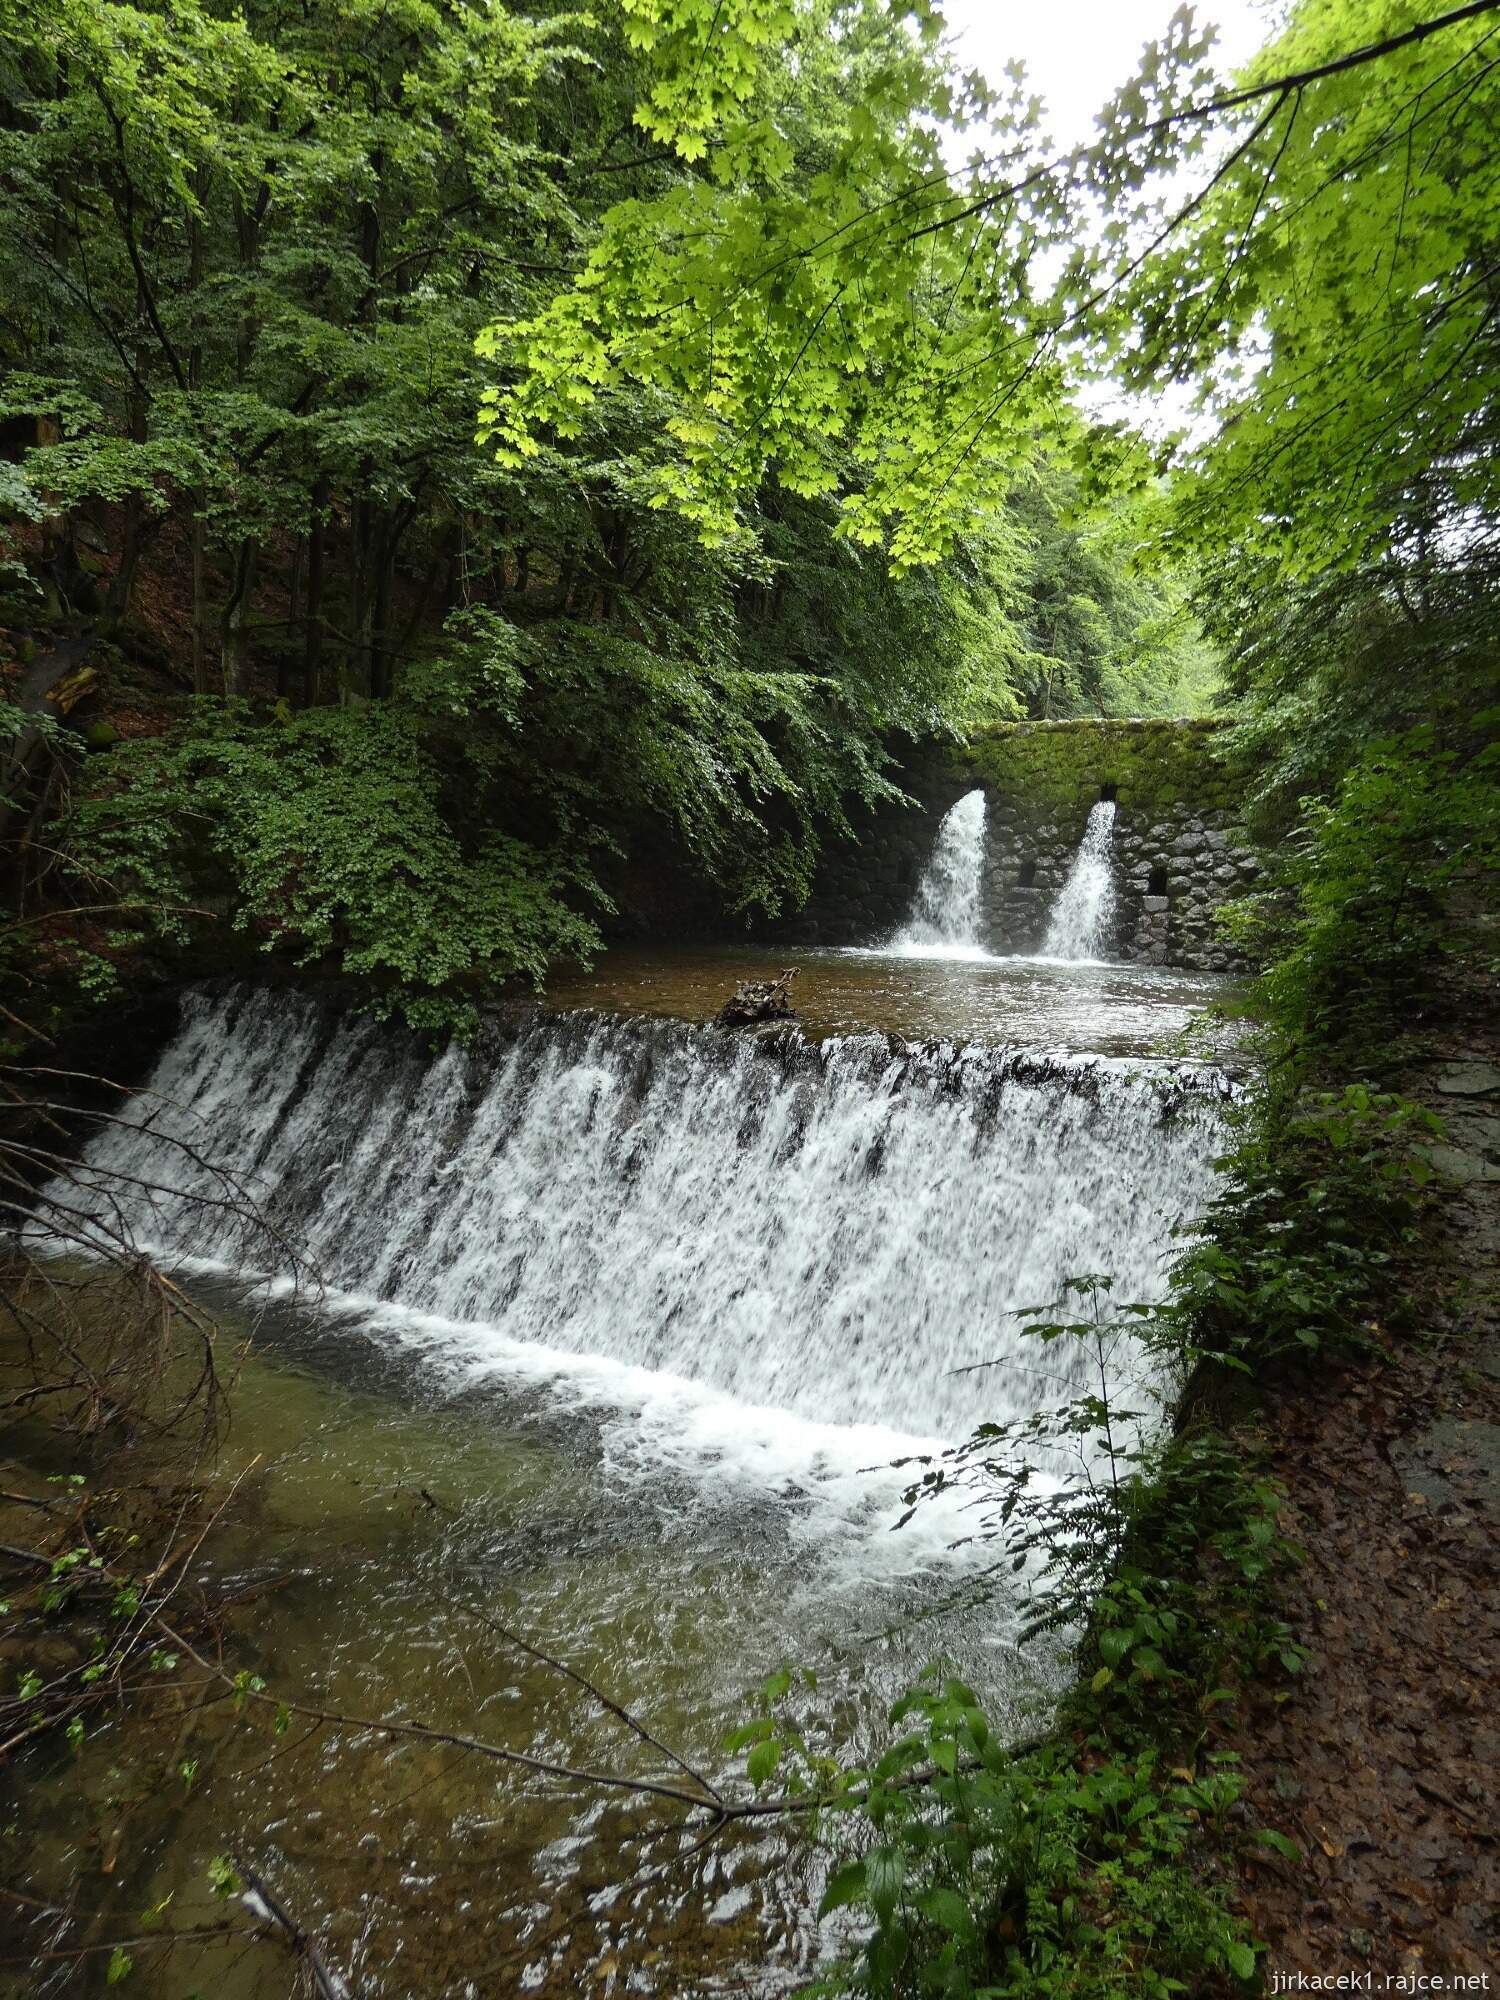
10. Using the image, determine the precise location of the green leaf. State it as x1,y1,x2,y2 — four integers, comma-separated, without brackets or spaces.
1226,1942,1257,1980
865,1847,904,1923
1098,1627,1134,1668
722,1720,772,1752
1253,1828,1302,1863
916,1886,973,1937
207,1855,240,1900
746,1739,782,1788
817,1859,867,1917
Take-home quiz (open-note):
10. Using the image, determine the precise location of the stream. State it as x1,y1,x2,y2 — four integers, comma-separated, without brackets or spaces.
4,806,1242,1996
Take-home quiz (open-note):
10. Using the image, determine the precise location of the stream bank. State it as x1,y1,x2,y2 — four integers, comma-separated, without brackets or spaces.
1215,1025,1500,1976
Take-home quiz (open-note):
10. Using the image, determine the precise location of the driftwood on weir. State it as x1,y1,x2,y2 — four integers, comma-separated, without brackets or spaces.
716,967,798,1028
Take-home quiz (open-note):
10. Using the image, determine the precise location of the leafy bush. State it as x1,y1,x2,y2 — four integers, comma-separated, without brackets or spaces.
1170,1084,1443,1370
1222,717,1500,1058
65,695,607,1032
800,1699,1252,2000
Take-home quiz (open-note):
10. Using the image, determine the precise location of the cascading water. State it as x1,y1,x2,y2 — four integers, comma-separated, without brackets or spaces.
16,978,1241,1998
46,986,1223,1451
1042,799,1118,962
890,788,988,955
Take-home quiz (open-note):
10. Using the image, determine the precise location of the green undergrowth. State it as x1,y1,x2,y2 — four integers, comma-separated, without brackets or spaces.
727,1068,1445,1999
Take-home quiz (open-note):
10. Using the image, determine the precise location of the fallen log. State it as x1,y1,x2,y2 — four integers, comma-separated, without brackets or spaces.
0,630,99,835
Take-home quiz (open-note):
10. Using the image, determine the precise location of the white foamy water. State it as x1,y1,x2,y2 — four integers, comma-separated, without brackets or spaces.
231,1278,986,1579
45,987,1222,1447
29,982,1236,1592
1042,799,1119,962
889,789,988,954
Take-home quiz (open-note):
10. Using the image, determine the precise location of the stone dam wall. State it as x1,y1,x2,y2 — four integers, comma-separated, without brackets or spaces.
774,717,1259,972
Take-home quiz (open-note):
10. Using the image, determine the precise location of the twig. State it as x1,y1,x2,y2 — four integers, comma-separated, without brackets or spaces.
455,1600,725,1804
234,1854,351,2000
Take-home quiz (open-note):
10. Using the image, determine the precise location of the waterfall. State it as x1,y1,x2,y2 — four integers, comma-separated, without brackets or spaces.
42,986,1227,1446
1042,800,1118,962
890,789,987,955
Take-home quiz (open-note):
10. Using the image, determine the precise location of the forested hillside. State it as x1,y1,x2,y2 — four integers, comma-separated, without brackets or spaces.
0,0,1215,1033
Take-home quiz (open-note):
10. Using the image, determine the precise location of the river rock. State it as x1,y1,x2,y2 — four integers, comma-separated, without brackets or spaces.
1433,1061,1500,1097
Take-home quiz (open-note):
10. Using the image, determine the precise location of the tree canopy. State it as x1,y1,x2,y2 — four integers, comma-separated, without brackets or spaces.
0,0,1217,1029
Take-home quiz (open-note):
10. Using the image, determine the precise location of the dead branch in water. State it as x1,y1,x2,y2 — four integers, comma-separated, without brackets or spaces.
716,966,798,1027
234,1855,352,2000
455,1598,726,1804
0,1881,332,1989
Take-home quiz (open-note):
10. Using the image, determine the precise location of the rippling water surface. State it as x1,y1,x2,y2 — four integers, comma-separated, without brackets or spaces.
543,940,1240,1059
5,945,1242,1996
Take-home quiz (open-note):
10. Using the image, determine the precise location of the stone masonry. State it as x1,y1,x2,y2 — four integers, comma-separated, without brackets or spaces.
773,717,1259,973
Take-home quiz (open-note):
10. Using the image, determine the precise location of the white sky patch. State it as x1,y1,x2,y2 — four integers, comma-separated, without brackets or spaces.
940,0,1277,154
935,0,1285,436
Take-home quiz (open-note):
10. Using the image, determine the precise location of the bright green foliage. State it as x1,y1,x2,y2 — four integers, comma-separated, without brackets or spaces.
0,0,1219,1028
0,0,1060,1025
479,0,1071,570
1007,473,1219,718
1224,718,1500,1055
1119,4,1500,1037
796,1710,1251,2000
67,699,606,1029
619,0,799,156
1171,1081,1444,1366
1118,0,1500,579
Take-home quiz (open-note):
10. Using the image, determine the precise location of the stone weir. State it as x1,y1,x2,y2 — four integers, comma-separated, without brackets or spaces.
777,717,1259,972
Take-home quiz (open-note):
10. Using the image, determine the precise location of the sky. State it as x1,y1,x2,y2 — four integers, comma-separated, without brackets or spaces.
940,0,1279,153
936,0,1284,434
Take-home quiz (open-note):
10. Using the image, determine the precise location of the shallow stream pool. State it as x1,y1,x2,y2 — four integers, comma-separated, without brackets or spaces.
3,944,1240,1995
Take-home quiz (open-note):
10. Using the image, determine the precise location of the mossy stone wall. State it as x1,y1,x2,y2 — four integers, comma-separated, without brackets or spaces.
776,718,1258,971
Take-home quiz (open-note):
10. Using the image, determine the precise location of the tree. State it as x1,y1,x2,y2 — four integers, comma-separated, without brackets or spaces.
0,0,1052,1027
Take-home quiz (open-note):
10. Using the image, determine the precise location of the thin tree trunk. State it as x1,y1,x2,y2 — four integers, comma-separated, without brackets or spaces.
106,380,147,624
348,488,372,700
396,555,442,660
191,515,210,694
221,540,258,699
368,511,394,699
303,478,328,708
188,163,210,693
278,541,304,699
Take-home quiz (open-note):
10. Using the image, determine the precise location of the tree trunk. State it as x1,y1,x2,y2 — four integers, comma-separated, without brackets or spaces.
348,488,372,700
221,540,258,699
105,377,148,624
190,512,210,694
303,479,329,708
278,541,304,699
188,167,211,694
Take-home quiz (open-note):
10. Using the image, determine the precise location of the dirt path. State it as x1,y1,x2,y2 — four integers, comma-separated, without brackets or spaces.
1224,1042,1500,1979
